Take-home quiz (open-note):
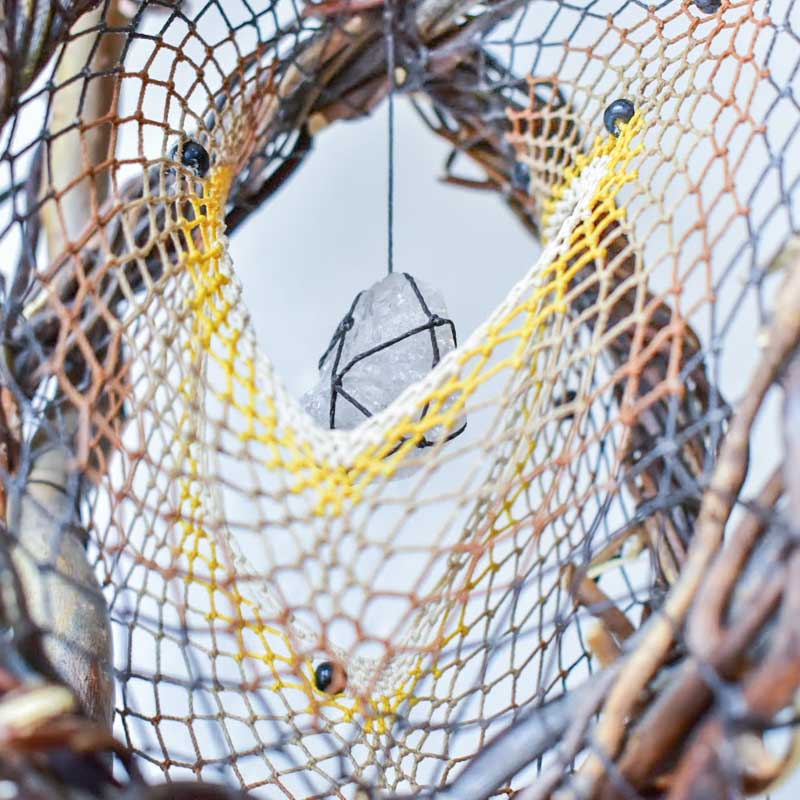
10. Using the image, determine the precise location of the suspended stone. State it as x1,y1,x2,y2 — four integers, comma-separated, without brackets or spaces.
302,272,466,446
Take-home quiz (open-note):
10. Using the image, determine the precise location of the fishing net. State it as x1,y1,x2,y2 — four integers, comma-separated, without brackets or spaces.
1,0,799,798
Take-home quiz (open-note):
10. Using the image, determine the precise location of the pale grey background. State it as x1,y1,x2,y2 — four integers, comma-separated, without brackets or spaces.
229,101,537,401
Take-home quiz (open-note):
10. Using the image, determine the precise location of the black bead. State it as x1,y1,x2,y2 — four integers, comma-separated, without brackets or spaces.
512,161,531,192
694,0,721,11
556,389,578,420
314,661,334,692
174,139,210,177
559,389,578,405
603,99,635,136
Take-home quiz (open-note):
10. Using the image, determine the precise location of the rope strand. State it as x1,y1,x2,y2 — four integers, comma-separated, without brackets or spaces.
384,0,396,275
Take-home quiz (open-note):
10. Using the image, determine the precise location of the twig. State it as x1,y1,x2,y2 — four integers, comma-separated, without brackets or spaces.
302,0,386,17
226,127,313,234
0,2,103,137
562,563,636,666
600,465,785,797
785,352,800,524
4,142,44,336
569,262,800,798
413,667,621,800
667,548,800,800
687,466,785,660
511,668,622,800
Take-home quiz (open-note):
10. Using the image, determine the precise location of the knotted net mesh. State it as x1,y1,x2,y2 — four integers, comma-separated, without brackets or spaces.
1,0,799,798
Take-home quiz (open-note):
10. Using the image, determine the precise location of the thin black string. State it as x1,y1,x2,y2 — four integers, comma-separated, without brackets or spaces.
384,0,396,275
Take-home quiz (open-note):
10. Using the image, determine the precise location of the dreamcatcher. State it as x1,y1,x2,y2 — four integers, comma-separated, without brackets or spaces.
0,1,799,799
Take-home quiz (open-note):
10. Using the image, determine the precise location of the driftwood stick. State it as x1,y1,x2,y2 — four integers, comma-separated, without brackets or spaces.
5,411,113,727
38,2,128,261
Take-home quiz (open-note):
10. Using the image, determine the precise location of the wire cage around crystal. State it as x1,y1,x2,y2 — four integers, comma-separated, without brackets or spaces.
317,272,467,448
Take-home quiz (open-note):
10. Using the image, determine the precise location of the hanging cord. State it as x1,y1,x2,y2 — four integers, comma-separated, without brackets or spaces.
384,0,396,275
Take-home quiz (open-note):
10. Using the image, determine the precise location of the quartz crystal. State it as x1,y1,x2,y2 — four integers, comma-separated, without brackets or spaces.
302,272,463,441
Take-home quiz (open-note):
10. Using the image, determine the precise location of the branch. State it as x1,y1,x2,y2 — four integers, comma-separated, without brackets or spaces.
785,350,800,524
570,261,800,798
5,409,113,727
0,1,103,136
598,465,785,797
398,667,620,800
667,547,800,800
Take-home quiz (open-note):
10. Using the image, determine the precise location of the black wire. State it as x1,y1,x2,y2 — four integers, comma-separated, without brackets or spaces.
320,273,466,448
384,0,396,275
